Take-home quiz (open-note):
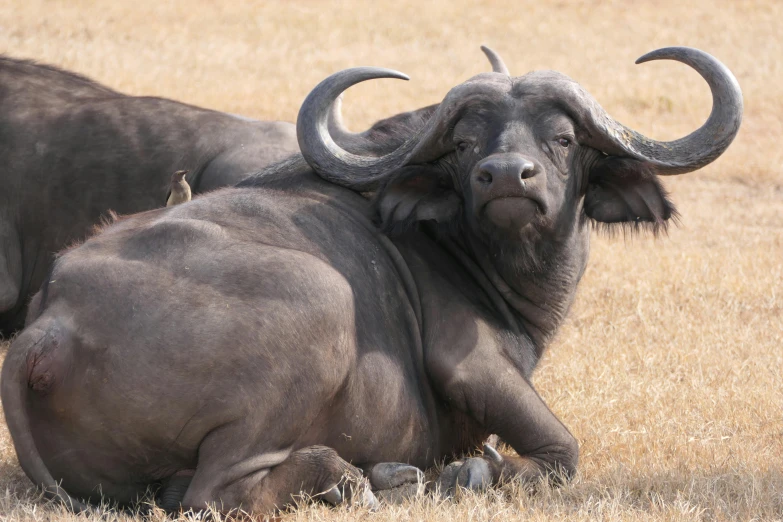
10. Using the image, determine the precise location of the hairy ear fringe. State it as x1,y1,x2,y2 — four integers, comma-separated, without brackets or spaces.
585,198,680,238
584,157,680,237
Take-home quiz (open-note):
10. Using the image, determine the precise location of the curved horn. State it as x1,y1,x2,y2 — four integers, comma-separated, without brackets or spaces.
297,67,418,191
326,46,511,153
480,45,510,76
326,93,348,140
582,46,743,174
298,68,506,190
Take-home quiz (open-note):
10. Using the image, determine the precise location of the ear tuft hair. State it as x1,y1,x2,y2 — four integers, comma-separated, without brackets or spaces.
584,157,679,236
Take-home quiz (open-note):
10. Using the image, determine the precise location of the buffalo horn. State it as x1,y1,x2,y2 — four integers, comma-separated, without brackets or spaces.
326,46,511,152
297,67,416,191
298,67,504,190
480,45,510,76
578,46,743,174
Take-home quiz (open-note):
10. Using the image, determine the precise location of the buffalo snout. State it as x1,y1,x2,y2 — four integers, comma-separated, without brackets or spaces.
471,153,546,233
475,154,538,190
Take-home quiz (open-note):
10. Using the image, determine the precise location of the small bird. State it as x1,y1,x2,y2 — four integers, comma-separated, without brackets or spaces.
166,170,191,207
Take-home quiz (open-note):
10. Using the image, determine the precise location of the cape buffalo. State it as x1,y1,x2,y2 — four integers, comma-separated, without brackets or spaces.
0,56,301,335
0,47,507,336
1,47,742,514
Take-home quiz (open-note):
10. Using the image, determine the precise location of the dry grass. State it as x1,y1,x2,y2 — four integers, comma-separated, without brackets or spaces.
1,0,782,520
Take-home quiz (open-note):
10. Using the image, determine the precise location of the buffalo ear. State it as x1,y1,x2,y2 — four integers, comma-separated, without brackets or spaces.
373,165,461,234
584,157,677,233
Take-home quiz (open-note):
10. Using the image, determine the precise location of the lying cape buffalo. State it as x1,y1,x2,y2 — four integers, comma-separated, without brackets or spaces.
0,56,300,335
1,47,742,514
0,48,507,336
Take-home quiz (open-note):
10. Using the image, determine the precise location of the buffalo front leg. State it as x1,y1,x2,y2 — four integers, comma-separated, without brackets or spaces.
433,358,578,495
180,445,377,515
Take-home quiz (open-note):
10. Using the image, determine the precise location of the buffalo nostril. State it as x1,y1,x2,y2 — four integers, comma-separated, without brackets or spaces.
519,160,536,179
477,170,493,184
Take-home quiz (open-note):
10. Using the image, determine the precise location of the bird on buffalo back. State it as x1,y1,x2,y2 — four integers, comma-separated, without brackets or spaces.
166,170,191,207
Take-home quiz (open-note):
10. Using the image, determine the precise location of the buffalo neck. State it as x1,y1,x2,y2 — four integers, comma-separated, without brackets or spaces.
452,222,590,358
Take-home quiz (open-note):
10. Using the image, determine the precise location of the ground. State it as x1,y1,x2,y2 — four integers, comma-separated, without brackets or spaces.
1,0,781,520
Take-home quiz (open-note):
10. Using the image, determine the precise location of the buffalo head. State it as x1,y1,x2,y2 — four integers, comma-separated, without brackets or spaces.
296,47,742,259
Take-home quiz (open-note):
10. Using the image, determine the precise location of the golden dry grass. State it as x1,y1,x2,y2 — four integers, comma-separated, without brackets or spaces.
1,0,782,520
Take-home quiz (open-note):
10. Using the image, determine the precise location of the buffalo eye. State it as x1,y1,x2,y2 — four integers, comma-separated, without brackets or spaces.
557,137,571,148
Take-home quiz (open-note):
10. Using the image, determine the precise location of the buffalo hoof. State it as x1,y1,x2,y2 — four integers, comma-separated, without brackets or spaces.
374,482,425,505
455,457,493,492
366,462,426,505
368,462,425,490
436,444,503,499
319,477,378,511
434,460,463,498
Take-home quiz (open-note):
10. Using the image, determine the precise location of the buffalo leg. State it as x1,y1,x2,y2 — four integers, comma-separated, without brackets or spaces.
436,358,578,493
180,445,377,514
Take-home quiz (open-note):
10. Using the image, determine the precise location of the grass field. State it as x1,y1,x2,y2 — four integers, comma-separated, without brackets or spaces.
1,0,782,520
